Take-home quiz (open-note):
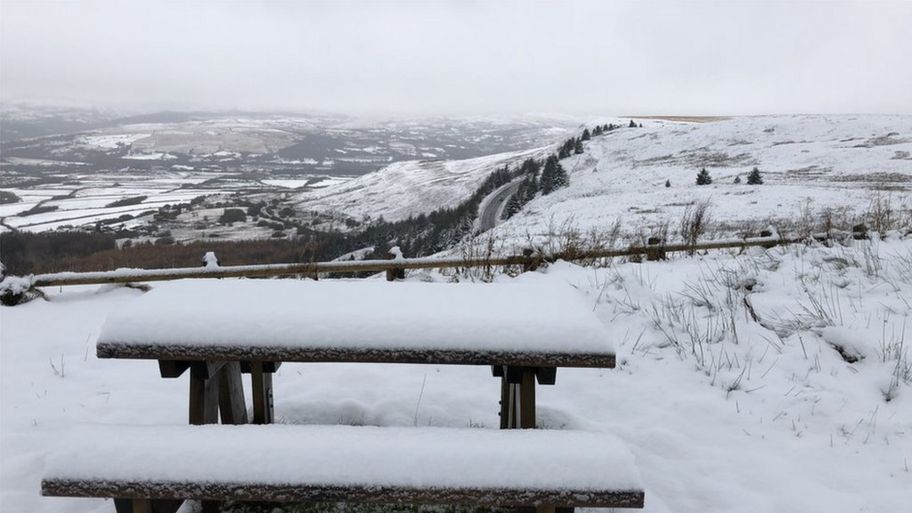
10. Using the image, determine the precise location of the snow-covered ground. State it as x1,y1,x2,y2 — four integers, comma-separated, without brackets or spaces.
297,114,911,241
491,115,912,243
0,174,220,233
2,236,910,512
295,147,548,223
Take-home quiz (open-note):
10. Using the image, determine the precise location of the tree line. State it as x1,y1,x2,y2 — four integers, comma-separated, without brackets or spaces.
502,122,632,220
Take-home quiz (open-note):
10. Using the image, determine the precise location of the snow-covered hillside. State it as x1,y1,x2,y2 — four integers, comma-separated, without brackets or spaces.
493,114,912,243
295,147,548,222
300,114,910,243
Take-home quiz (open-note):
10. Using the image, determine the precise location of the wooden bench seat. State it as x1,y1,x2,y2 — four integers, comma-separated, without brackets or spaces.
42,424,645,512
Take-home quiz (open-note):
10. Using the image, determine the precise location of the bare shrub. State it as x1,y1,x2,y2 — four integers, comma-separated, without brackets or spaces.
453,231,503,282
523,215,627,268
679,200,712,254
794,198,817,240
866,193,897,234
880,319,910,402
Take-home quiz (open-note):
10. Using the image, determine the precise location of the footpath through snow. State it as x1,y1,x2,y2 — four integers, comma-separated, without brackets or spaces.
1,236,911,513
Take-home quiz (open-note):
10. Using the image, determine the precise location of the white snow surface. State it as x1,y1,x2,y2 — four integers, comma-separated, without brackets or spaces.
293,114,911,241
492,115,912,243
44,424,641,491
3,237,912,513
97,280,612,354
296,147,547,222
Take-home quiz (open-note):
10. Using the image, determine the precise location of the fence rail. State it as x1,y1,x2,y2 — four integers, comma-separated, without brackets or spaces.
7,228,866,291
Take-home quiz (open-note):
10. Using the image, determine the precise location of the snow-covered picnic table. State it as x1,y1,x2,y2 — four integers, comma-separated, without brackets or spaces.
96,279,616,427
45,279,641,513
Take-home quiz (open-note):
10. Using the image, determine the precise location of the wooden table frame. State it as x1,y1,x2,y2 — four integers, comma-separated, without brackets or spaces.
104,342,616,429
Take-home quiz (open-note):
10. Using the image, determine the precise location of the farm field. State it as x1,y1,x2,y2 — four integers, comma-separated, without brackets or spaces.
0,171,357,237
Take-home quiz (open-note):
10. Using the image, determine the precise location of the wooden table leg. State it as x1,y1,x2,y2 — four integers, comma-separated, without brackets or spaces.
189,366,220,425
250,362,274,424
519,367,536,429
218,361,247,424
499,369,510,429
498,366,537,429
200,500,221,513
114,499,184,513
531,506,573,513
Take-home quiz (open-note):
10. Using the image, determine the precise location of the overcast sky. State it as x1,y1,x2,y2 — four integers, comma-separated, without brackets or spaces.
1,0,910,116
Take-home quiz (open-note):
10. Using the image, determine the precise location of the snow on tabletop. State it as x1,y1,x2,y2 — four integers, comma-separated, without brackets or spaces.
97,280,613,354
43,424,642,491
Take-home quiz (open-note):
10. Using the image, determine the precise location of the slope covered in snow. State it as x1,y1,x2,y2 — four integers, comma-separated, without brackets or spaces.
492,114,911,243
295,146,547,222
2,237,911,512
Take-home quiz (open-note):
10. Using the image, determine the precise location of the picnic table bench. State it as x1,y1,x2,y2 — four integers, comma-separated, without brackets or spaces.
43,425,645,512
42,279,644,512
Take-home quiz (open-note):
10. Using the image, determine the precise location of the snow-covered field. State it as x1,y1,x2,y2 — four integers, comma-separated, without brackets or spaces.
0,174,220,233
2,236,910,512
491,115,911,243
298,114,911,240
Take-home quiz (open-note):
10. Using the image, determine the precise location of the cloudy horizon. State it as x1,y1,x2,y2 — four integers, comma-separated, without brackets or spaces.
2,0,911,117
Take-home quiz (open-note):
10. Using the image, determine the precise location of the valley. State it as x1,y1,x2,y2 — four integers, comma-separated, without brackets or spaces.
1,110,910,275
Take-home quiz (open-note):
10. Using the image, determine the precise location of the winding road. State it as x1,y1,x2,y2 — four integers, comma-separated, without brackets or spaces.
478,179,523,232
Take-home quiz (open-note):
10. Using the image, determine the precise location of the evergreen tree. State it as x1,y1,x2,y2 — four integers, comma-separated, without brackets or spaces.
733,175,742,184
696,168,712,185
553,161,569,189
558,138,575,159
747,167,764,185
541,155,568,194
581,128,591,141
520,157,541,177
503,195,522,219
665,179,671,188
521,178,538,202
540,156,555,193
541,155,558,194
573,138,584,154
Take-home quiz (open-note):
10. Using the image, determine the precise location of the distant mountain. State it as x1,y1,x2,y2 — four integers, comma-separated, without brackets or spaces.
0,102,122,142
0,109,577,177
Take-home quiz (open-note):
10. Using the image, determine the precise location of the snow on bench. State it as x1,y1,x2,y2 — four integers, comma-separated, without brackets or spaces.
96,280,615,367
42,424,644,509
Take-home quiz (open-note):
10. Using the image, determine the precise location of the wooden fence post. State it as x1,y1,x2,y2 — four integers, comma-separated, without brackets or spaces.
759,229,778,249
646,236,666,261
522,248,540,273
386,246,405,281
202,251,219,269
